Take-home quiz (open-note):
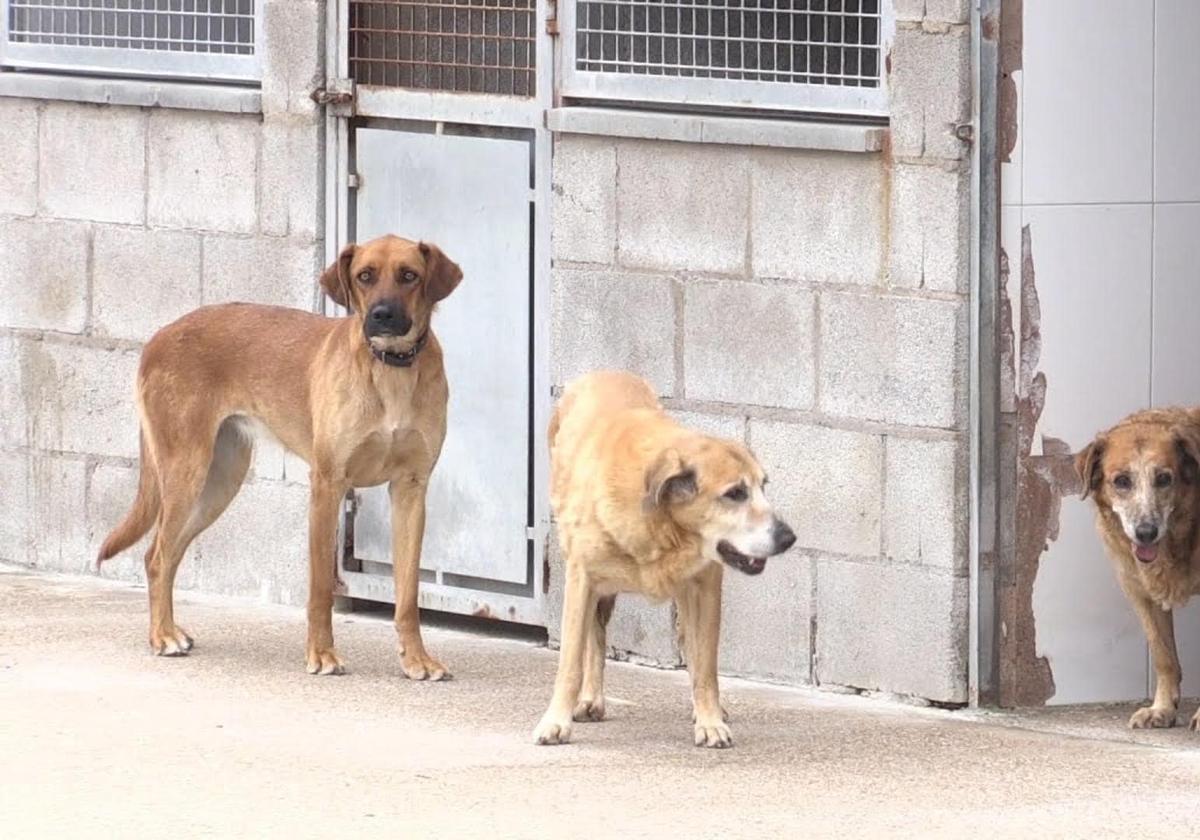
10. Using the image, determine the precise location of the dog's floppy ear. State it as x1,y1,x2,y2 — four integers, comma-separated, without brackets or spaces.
1075,436,1106,500
319,243,356,310
642,449,698,512
420,242,463,303
1173,424,1200,485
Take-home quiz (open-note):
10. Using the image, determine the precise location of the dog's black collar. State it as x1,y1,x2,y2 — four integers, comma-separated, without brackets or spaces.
369,330,428,368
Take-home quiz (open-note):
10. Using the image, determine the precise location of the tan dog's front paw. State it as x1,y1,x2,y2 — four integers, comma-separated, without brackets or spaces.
573,696,606,722
150,625,193,657
401,650,450,681
306,647,346,676
533,712,574,745
694,718,733,749
1190,709,1200,731
1129,705,1176,729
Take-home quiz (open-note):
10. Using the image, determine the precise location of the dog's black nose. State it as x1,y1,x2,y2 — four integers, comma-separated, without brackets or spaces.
773,520,797,553
367,302,411,335
1135,523,1159,545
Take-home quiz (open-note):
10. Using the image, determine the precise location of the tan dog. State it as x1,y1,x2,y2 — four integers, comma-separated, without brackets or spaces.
1077,408,1200,729
98,234,461,680
535,370,796,748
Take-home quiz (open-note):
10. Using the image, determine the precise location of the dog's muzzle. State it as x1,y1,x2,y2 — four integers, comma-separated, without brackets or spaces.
717,519,797,576
365,301,412,338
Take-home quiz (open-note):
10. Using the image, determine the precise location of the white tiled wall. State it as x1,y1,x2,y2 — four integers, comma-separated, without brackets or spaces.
1012,0,1200,703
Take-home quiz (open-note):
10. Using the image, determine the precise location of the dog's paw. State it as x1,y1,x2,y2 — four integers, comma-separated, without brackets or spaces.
306,647,346,676
149,625,194,657
1129,705,1176,729
1190,710,1200,732
694,718,733,749
533,712,573,746
400,650,450,681
572,696,607,723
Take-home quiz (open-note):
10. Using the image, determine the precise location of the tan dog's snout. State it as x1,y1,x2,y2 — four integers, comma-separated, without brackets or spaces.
772,518,797,554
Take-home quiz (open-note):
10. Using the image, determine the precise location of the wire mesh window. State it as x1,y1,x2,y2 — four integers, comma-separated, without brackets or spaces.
0,0,260,82
563,0,891,115
349,0,536,97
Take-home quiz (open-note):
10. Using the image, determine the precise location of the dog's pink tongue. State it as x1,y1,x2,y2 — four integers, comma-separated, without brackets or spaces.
1135,544,1159,562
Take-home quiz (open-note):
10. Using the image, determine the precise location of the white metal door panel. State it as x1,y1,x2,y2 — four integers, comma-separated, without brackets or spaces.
352,127,531,584
1152,204,1200,696
1026,204,1153,704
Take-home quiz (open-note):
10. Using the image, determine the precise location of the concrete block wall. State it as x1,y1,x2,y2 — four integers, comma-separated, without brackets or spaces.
0,0,325,609
547,16,972,703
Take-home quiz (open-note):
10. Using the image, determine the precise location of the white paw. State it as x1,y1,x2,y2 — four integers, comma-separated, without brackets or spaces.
694,718,733,749
533,712,574,745
1129,705,1176,729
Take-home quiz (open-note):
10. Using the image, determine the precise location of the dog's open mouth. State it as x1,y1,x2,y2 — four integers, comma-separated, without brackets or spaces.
717,541,767,576
1133,542,1159,564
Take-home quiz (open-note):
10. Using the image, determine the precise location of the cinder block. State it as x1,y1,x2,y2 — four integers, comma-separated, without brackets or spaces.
89,462,149,583
616,140,749,274
683,280,814,409
884,436,966,571
751,149,885,284
719,555,812,682
925,0,970,24
667,410,744,442
819,292,965,428
889,26,971,160
544,524,681,667
261,0,323,117
0,218,89,333
148,111,259,233
189,478,311,605
890,162,969,292
0,451,89,572
552,136,617,265
551,268,676,396
893,0,925,21
259,116,323,239
93,227,202,341
0,335,23,448
816,559,968,702
10,338,141,459
0,99,38,216
202,236,321,310
748,420,883,558
39,103,145,224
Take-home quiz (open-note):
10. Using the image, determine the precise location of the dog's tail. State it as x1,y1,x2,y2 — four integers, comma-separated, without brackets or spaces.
97,431,160,566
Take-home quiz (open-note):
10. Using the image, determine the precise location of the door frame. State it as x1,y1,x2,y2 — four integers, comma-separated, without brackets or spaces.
321,0,554,625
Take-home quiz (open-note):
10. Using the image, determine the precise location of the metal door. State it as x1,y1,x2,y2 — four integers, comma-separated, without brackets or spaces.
323,0,552,624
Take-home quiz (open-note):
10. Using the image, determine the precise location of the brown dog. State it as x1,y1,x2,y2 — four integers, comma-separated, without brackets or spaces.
98,234,461,679
1077,408,1200,729
535,371,796,747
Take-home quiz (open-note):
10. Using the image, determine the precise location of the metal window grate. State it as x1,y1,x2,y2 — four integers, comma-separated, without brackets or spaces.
1,0,259,81
576,0,881,87
349,0,536,97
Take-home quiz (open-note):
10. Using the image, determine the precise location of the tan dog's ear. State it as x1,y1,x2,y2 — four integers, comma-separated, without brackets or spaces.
1173,424,1200,485
420,242,463,303
320,243,356,310
643,449,698,512
1075,436,1106,500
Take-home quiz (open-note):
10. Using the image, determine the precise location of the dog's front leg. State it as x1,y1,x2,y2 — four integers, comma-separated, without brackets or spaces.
1127,593,1181,729
306,476,347,675
389,478,449,681
534,560,595,745
677,563,731,748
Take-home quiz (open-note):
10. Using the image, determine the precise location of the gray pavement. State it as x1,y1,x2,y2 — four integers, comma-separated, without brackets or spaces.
3,565,1200,839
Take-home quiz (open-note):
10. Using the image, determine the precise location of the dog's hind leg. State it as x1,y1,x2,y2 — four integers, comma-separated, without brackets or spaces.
574,594,615,722
144,419,252,656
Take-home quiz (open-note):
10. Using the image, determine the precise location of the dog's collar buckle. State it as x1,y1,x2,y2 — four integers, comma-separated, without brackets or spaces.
369,330,429,368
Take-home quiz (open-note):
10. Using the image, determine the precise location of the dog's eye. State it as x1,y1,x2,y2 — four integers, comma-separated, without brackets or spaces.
400,270,418,283
356,270,374,285
1113,474,1133,491
1155,472,1174,489
723,484,748,503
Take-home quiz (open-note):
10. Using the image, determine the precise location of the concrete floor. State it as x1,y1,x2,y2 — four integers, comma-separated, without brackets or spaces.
4,567,1200,839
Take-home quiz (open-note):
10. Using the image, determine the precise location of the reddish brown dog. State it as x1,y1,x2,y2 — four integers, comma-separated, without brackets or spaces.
1077,408,1200,729
99,234,461,679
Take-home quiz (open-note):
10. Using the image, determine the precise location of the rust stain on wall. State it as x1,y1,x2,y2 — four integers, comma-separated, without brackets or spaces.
996,0,1022,163
998,225,1078,707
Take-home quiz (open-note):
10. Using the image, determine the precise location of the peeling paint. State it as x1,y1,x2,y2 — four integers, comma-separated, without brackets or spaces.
998,225,1077,707
996,0,1022,164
